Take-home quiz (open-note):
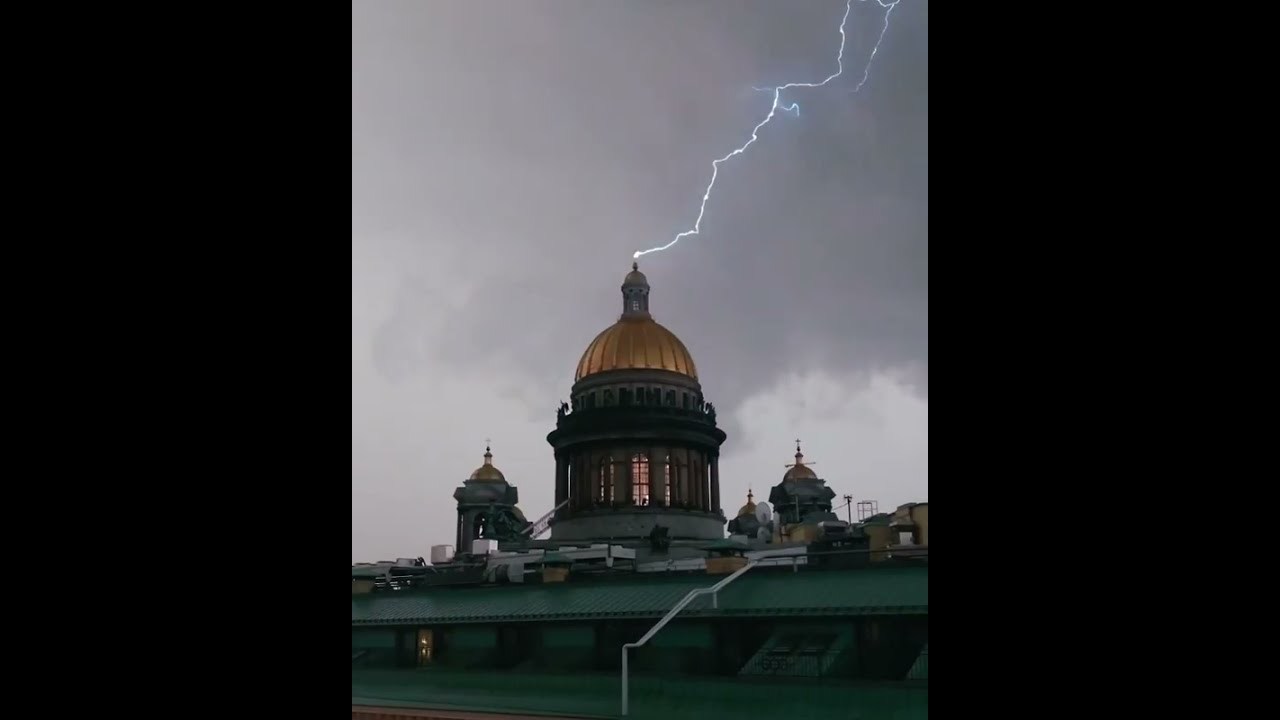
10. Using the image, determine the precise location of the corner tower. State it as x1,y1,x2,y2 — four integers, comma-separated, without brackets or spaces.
547,263,726,542
451,445,530,552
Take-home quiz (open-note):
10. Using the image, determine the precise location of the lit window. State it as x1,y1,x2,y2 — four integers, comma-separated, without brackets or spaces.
631,299,640,311
417,628,434,666
632,453,650,505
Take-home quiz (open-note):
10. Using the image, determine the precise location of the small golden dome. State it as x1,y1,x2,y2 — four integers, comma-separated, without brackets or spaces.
468,445,507,483
783,441,818,481
737,489,757,518
575,317,698,381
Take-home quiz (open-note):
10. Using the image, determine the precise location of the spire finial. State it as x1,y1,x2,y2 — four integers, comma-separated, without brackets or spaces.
483,439,492,464
632,260,639,272
747,487,754,501
783,438,818,471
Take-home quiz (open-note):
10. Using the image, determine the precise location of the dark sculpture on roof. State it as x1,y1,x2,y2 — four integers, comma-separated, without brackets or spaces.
647,524,671,553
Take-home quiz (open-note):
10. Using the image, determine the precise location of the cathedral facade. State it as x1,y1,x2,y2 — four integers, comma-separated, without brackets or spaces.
445,262,926,554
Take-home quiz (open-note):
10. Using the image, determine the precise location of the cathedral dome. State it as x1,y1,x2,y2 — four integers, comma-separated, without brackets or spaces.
575,318,698,381
574,263,698,382
468,445,507,483
737,490,758,518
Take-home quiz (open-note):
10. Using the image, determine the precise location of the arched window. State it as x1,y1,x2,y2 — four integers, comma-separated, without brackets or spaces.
598,457,614,503
631,453,650,506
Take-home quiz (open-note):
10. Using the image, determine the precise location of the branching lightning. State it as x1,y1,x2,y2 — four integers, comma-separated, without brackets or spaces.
632,0,900,260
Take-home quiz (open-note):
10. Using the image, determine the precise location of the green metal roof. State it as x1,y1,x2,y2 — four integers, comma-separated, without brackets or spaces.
702,539,750,554
353,669,928,720
351,565,926,626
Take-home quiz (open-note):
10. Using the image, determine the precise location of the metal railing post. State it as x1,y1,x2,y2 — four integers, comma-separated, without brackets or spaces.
620,561,756,716
622,647,630,715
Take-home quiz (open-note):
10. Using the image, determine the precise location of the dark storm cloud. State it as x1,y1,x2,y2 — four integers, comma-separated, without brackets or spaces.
355,0,927,428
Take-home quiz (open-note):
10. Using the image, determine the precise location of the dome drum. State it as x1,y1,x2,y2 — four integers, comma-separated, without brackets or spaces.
548,430,725,540
549,406,723,447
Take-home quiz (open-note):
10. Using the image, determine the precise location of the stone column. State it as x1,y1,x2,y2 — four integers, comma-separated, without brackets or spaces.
701,453,709,513
593,453,601,505
554,453,567,517
686,451,695,508
576,454,588,511
710,454,721,516
691,450,701,507
675,448,686,507
689,452,699,510
699,453,708,511
651,446,664,506
621,448,633,505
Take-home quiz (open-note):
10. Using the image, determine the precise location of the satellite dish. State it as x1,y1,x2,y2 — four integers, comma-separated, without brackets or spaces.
754,501,773,525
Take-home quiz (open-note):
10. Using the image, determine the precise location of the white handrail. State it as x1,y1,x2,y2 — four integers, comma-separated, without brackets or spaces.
620,561,757,716
521,499,569,537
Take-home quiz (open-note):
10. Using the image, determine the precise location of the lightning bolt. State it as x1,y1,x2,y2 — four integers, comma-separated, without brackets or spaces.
632,0,900,260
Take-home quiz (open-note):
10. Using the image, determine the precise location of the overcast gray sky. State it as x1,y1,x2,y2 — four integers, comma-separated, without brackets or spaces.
352,0,928,562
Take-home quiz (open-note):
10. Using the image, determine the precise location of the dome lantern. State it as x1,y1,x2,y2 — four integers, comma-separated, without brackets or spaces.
621,261,650,318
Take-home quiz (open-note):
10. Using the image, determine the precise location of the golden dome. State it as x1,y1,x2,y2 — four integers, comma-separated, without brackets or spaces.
737,489,757,518
783,441,818,481
575,317,698,381
468,445,507,483
574,263,697,382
